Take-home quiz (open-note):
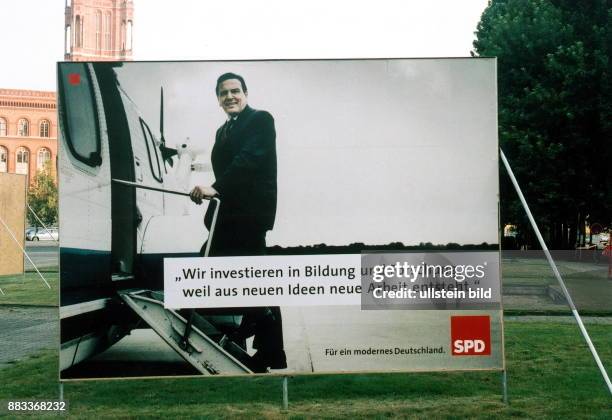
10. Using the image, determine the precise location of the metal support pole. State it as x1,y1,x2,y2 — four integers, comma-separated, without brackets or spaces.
59,382,64,402
282,376,288,410
501,370,508,404
500,149,612,396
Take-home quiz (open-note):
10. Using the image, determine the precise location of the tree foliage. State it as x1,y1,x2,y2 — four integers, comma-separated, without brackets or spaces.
473,0,611,248
27,165,58,227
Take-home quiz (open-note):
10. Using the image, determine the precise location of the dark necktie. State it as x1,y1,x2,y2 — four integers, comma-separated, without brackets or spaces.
222,119,235,142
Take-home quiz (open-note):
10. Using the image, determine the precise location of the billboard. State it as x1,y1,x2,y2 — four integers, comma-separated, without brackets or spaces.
58,58,502,379
0,173,26,276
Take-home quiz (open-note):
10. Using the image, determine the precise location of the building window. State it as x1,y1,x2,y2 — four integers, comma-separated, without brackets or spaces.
18,119,29,136
75,15,82,48
0,146,7,172
39,120,50,137
65,25,72,54
104,12,111,50
37,148,51,171
0,118,6,136
121,21,125,50
96,10,102,51
16,147,29,175
126,20,133,50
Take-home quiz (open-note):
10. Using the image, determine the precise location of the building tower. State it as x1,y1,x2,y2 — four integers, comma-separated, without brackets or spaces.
64,0,134,61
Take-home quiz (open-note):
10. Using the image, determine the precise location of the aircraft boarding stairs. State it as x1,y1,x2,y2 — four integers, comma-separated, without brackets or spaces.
118,289,254,375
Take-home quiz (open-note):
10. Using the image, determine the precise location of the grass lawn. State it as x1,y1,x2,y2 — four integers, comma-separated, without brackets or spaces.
0,272,58,306
1,321,610,418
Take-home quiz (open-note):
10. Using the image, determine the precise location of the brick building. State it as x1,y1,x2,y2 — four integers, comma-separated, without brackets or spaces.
0,89,57,184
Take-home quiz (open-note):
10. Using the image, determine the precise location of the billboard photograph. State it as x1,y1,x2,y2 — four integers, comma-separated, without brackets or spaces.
57,58,502,379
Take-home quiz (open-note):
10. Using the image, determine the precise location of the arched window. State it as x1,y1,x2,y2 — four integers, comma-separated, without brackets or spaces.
65,25,72,55
126,20,133,50
37,148,51,171
17,119,29,136
16,147,29,175
75,15,82,48
0,118,6,136
0,146,7,172
121,21,126,50
104,12,111,50
39,120,50,137
96,10,102,51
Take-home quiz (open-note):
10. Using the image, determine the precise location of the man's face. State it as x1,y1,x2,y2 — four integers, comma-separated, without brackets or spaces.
217,79,248,117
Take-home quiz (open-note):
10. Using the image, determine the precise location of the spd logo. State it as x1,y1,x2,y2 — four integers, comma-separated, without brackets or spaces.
450,315,491,356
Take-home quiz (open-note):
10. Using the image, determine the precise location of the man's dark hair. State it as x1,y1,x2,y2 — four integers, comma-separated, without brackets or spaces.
215,72,247,96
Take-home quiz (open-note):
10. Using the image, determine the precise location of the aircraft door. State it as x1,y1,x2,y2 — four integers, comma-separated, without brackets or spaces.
93,64,137,279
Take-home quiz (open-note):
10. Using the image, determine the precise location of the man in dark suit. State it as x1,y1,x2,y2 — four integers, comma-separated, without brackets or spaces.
190,72,286,372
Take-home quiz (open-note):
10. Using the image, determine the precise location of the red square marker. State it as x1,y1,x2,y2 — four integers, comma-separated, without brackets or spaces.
450,315,491,356
68,73,81,85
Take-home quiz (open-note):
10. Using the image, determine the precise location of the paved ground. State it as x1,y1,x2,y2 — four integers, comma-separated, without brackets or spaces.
62,329,198,379
24,242,58,270
0,306,58,369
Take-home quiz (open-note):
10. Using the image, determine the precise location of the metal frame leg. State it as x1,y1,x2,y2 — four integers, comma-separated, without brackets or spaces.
282,376,288,410
501,370,508,404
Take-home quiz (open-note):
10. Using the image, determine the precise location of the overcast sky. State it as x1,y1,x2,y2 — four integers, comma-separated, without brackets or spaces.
0,0,488,91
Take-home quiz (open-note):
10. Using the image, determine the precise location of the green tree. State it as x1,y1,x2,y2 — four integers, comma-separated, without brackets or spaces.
27,164,58,227
473,0,611,248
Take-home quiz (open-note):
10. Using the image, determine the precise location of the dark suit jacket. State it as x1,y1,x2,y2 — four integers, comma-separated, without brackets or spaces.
205,105,277,232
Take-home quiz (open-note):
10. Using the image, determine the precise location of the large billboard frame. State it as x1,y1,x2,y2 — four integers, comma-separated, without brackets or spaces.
57,57,504,381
